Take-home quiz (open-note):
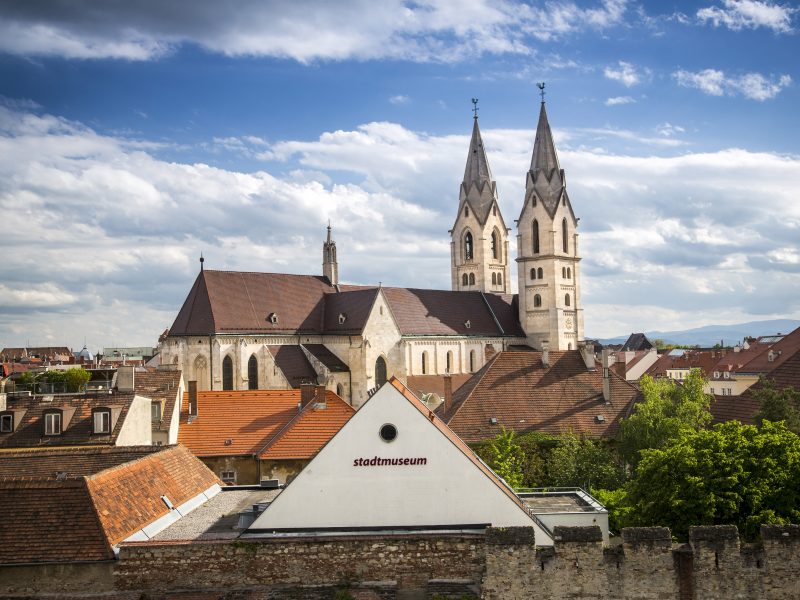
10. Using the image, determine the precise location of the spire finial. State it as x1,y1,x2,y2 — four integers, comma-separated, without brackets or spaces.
471,98,479,119
199,252,204,272
537,82,546,104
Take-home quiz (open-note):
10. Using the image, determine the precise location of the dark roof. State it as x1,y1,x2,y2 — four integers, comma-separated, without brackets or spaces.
0,446,161,478
168,270,524,339
439,350,642,443
0,347,72,361
621,333,653,352
269,345,318,387
710,394,760,426
303,344,349,372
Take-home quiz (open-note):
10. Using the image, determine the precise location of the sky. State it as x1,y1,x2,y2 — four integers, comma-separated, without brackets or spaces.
0,0,799,352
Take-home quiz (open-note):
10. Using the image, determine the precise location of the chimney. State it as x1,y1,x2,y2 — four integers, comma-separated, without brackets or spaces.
301,384,326,408
602,349,612,403
188,380,198,417
116,365,135,393
541,340,550,368
313,384,326,409
579,342,596,370
442,373,453,416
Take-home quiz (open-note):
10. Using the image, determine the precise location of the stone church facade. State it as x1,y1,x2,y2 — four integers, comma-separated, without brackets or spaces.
159,100,584,406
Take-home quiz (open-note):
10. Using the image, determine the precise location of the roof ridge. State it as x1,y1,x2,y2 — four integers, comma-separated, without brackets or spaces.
444,351,502,423
80,475,116,559
84,445,180,481
257,401,308,457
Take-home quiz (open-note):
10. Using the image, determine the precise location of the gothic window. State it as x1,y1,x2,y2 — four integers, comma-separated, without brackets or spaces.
336,383,344,397
532,195,537,207
498,273,503,285
462,273,469,287
562,218,568,254
532,220,540,254
534,294,542,308
530,268,536,280
469,273,475,285
247,354,258,390
464,231,473,261
465,206,469,217
492,273,497,285
567,267,572,279
375,356,387,387
222,355,233,391
446,351,453,373
469,350,475,372
194,355,209,391
491,231,499,260
421,351,428,375
537,267,543,279
565,294,571,306
562,267,566,278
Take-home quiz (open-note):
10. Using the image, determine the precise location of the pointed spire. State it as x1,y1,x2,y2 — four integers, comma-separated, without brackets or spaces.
530,100,561,175
326,220,332,244
463,113,493,185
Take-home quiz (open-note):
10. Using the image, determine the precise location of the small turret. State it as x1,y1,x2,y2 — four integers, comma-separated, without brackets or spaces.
323,222,338,286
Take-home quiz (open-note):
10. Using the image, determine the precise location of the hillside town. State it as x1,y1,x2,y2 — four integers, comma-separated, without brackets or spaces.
3,95,800,599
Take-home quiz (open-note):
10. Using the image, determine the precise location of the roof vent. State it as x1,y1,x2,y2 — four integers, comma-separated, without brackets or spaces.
224,438,233,446
55,471,68,481
595,415,606,423
464,320,471,329
489,417,498,425
267,313,278,324
338,312,347,325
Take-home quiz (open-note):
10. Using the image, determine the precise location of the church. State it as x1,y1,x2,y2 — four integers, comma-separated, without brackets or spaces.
159,98,585,407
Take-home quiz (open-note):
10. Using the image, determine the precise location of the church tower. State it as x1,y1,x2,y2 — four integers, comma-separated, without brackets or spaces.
516,95,584,350
323,223,338,285
450,103,510,293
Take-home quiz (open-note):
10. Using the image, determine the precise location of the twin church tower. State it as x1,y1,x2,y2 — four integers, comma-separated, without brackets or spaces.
449,96,584,351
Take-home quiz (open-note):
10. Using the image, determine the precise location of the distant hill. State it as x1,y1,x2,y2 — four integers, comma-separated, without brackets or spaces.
595,319,800,348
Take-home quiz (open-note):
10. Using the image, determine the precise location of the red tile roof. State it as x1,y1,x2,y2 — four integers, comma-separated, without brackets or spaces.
405,374,473,399
178,389,343,457
738,325,800,374
439,351,642,443
260,394,355,460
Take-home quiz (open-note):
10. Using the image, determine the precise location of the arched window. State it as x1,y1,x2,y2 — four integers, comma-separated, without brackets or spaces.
336,383,344,398
534,294,542,308
492,273,497,285
562,267,566,278
469,350,475,372
562,218,569,254
247,354,258,390
421,351,428,375
491,231,499,260
532,220,540,254
567,267,572,279
464,231,473,261
530,268,536,280
194,355,209,391
375,356,387,387
537,267,543,279
446,351,453,373
565,294,571,306
498,273,503,285
469,273,475,285
222,355,233,391
462,273,468,287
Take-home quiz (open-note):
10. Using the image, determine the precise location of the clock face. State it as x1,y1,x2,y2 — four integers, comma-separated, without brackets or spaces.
565,317,573,329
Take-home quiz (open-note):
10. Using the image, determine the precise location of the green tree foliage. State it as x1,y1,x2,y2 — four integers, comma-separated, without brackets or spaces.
753,378,800,434
618,370,712,469
483,427,524,488
548,431,624,491
623,420,800,540
62,367,91,392
14,368,90,393
591,488,631,533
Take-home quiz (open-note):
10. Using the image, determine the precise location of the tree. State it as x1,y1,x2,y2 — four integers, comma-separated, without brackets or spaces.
618,369,712,469
753,378,800,434
62,367,91,392
547,431,624,491
623,420,800,540
482,428,524,489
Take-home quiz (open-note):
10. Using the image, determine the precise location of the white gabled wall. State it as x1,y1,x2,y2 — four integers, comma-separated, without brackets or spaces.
251,382,549,542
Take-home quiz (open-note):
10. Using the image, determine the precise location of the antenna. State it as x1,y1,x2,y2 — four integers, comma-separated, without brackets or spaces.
471,98,479,119
537,82,546,103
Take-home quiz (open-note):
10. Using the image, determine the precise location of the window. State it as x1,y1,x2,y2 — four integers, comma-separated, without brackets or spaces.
44,411,62,436
565,294,571,307
220,470,236,485
93,409,111,434
0,413,12,433
469,273,475,285
379,423,397,442
151,401,162,423
446,351,453,374
336,383,344,397
492,273,497,285
532,220,540,254
562,267,566,278
710,388,715,394
421,352,428,375
567,267,571,279
469,350,475,372
248,354,258,390
534,294,542,308
222,355,234,390
537,267,543,279
530,267,536,280
498,273,503,285
491,231,499,260
464,232,473,261
464,206,469,217
375,356,388,387
493,205,497,216
562,218,568,253
462,273,469,287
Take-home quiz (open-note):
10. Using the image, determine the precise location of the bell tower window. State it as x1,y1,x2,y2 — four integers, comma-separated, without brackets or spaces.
491,231,499,260
464,232,473,261
562,218,568,254
533,220,540,254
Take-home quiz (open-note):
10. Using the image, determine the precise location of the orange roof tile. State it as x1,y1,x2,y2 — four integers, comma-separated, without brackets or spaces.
259,393,354,460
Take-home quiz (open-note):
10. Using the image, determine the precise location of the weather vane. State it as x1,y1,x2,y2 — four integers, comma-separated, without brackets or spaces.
471,98,479,119
537,82,546,103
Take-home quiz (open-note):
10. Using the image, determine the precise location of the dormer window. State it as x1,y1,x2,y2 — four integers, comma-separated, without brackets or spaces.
464,320,471,329
151,401,162,423
44,410,62,436
93,408,111,434
338,312,347,324
267,313,278,324
0,413,12,433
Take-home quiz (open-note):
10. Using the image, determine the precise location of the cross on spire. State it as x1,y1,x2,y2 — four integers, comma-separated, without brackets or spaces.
537,82,546,103
471,98,479,119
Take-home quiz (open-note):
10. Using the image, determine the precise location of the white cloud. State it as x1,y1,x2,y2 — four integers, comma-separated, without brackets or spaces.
697,0,796,33
603,61,649,87
389,95,410,105
656,122,685,137
674,69,791,100
605,96,636,106
0,0,630,63
1,105,799,346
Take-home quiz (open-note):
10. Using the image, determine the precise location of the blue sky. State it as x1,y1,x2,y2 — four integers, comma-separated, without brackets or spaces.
0,0,799,351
